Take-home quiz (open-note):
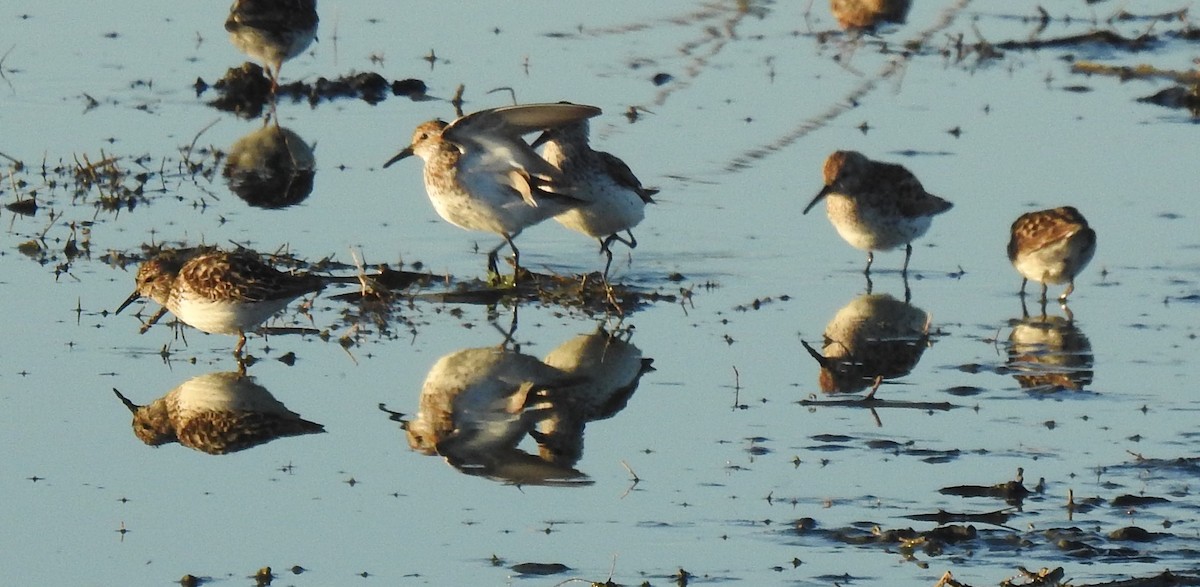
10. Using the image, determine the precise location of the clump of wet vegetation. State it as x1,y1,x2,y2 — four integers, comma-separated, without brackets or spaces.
200,62,430,118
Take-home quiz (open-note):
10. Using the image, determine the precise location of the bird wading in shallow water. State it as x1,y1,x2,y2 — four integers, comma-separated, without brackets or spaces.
1007,206,1096,304
384,102,602,279
225,0,319,92
533,119,657,279
804,150,952,277
115,248,327,356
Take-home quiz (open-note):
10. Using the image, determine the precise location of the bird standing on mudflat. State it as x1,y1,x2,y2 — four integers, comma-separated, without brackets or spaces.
384,103,602,278
534,120,657,278
225,0,319,92
115,248,327,356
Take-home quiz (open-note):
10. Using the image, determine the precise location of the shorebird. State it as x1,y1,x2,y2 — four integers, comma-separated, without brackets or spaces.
804,150,952,276
383,102,602,277
115,248,327,356
225,0,319,91
1007,206,1096,303
534,120,657,277
829,0,911,31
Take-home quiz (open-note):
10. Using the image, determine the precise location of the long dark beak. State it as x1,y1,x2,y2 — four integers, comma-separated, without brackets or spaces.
382,146,415,169
802,185,832,215
800,340,832,369
114,291,141,315
112,388,141,413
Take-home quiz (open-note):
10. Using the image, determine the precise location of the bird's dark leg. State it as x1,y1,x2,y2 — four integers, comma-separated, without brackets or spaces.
599,236,616,280
234,331,247,358
864,251,874,275
901,243,913,277
1018,278,1028,297
1039,282,1049,305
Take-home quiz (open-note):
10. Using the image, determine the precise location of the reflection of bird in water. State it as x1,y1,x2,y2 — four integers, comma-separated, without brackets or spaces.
383,103,601,277
802,293,931,398
404,346,590,485
1007,313,1093,392
115,248,327,356
534,120,658,278
829,0,911,31
804,150,952,276
1008,206,1096,304
225,0,319,91
223,124,315,209
112,371,324,455
535,328,654,467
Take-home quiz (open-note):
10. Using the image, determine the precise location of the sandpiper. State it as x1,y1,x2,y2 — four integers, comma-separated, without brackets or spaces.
1007,206,1096,303
113,371,324,455
225,0,319,91
534,120,657,278
804,150,952,275
830,0,912,31
115,248,327,355
384,103,602,277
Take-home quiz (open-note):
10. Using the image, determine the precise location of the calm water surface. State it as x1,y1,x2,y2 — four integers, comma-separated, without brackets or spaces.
2,1,1200,585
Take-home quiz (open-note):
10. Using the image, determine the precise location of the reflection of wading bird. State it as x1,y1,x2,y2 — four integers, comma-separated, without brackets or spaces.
534,120,658,278
801,293,932,398
116,249,327,356
804,151,952,276
113,371,324,455
223,124,316,209
1008,206,1096,303
403,346,590,486
829,0,911,31
225,0,319,92
383,103,602,278
1007,313,1093,392
536,329,654,466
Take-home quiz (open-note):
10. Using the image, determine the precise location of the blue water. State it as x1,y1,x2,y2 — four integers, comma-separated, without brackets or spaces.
2,1,1199,585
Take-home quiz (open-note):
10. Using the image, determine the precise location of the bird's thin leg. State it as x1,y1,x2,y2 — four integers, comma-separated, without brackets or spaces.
506,235,521,278
599,236,616,281
864,271,874,295
1018,278,1028,297
864,251,874,275
1059,280,1075,302
234,331,247,357
865,375,883,400
1039,282,1049,305
901,243,913,276
610,230,637,249
488,233,520,277
903,273,912,304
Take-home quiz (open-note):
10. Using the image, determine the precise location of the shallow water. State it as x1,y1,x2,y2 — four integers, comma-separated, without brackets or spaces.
3,1,1200,585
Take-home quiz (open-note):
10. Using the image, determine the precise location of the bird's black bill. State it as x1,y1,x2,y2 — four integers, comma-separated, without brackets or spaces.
114,291,141,315
383,146,415,168
112,388,140,413
802,185,832,215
